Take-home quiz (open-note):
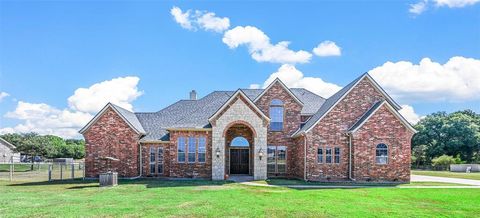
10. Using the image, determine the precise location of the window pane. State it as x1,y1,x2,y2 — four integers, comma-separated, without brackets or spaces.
231,136,249,147
267,146,276,173
158,164,163,174
271,99,283,106
188,137,196,162
334,147,340,164
157,147,163,175
375,143,388,164
277,146,286,164
178,137,185,162
269,106,283,131
150,147,156,163
326,148,332,163
150,163,155,174
198,137,206,163
317,148,323,163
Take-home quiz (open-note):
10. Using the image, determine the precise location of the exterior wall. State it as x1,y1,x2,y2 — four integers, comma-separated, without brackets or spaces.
255,82,302,178
0,142,20,163
165,130,212,178
351,105,414,182
305,78,388,181
211,95,268,180
83,107,141,178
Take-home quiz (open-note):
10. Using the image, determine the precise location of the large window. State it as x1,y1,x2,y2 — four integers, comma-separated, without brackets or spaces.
376,143,388,164
334,147,340,164
269,99,284,131
267,145,287,175
188,137,196,163
317,148,323,163
325,148,332,164
177,137,186,162
157,147,164,174
198,137,206,163
149,147,156,174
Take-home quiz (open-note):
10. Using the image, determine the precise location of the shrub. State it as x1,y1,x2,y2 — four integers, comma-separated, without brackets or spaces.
431,155,456,170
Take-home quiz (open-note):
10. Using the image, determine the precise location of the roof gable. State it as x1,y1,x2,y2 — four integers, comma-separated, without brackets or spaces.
209,90,270,123
348,101,417,134
253,78,304,106
294,73,402,136
0,137,16,150
79,103,146,135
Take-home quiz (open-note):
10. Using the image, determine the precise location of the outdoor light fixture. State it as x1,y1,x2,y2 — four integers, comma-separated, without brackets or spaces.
259,148,264,160
215,147,221,158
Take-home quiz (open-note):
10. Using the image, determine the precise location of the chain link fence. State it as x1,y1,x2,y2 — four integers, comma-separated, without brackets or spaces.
0,162,85,182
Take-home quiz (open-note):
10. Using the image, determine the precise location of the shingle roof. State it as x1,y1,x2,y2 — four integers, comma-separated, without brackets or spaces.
110,104,146,134
135,87,325,142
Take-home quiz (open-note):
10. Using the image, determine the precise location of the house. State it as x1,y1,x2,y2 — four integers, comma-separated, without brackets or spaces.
80,73,416,182
0,137,20,163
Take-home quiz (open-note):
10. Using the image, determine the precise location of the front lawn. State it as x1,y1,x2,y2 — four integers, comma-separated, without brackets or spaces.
0,179,479,217
412,170,480,180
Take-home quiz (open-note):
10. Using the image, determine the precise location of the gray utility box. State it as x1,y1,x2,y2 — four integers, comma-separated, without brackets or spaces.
99,172,118,187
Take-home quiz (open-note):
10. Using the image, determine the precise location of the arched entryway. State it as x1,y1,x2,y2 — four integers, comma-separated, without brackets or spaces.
224,123,255,176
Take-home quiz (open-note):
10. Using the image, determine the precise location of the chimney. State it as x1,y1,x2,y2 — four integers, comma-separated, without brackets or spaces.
189,90,197,100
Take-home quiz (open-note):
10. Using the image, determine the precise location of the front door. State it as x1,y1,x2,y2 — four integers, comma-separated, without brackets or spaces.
230,149,249,174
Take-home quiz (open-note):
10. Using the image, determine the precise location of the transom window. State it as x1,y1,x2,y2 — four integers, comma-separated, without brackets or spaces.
269,99,284,131
231,136,249,147
376,143,388,164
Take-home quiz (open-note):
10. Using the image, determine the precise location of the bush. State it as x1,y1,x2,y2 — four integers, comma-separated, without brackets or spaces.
431,155,456,170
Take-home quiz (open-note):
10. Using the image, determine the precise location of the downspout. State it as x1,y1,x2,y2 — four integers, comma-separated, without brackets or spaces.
303,133,307,181
347,133,355,181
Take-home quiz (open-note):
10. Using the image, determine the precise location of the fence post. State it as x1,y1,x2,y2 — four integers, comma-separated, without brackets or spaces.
9,163,13,182
48,164,52,181
71,162,74,179
82,162,85,180
60,164,63,180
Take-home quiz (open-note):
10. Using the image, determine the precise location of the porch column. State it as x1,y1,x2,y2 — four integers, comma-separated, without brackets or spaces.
253,133,267,180
211,128,225,180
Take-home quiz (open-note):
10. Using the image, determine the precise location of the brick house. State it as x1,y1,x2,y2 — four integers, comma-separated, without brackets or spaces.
79,73,416,182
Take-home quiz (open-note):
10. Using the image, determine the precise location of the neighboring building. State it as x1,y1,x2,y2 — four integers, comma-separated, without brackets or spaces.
0,137,20,163
80,73,416,182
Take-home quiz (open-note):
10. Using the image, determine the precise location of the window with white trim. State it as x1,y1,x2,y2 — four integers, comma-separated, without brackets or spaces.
325,148,332,164
177,137,186,162
317,148,323,163
269,99,284,131
188,137,196,163
157,147,164,174
198,137,206,163
149,147,156,174
376,143,388,164
334,147,340,164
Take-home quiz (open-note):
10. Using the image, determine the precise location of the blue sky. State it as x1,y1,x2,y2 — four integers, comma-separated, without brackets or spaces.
0,1,479,138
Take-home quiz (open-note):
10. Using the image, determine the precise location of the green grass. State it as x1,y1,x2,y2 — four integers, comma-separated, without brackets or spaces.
1,179,479,217
252,179,468,187
398,182,472,186
412,170,480,180
0,164,33,172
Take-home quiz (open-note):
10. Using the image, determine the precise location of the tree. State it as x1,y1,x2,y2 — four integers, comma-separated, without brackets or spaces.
411,144,427,168
14,133,52,169
431,155,456,170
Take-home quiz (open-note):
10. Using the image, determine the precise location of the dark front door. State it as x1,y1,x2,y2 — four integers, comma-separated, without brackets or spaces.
230,149,249,174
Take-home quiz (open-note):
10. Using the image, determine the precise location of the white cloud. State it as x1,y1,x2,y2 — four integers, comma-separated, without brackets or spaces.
369,56,480,102
253,64,341,98
409,0,429,15
0,92,9,102
223,26,312,64
312,41,342,57
434,0,480,7
399,104,422,124
68,76,143,114
171,6,193,30
171,6,230,33
196,11,230,33
0,76,143,138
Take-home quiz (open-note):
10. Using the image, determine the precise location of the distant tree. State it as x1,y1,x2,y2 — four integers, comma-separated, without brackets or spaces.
13,133,51,169
431,155,456,170
411,144,427,168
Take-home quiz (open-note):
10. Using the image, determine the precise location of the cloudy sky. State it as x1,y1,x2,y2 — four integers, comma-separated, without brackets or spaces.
0,1,479,138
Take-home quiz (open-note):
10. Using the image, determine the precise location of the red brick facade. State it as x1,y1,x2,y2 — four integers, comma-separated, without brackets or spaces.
82,76,414,182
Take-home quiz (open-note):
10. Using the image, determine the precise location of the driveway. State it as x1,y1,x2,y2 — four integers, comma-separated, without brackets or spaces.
411,175,480,186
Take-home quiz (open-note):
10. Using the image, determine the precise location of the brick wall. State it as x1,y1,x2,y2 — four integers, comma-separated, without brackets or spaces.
255,82,302,178
83,107,141,178
142,143,171,177
352,105,414,182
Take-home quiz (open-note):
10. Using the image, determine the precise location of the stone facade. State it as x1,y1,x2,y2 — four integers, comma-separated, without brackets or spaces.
82,76,414,182
83,107,141,178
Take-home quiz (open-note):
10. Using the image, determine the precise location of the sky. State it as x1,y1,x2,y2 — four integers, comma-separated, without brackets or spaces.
0,1,479,138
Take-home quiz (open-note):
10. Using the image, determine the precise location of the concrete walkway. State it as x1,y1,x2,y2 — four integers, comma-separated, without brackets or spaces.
411,175,480,186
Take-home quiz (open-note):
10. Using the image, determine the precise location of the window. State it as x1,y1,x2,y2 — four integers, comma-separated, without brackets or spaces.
149,147,156,174
325,148,332,164
267,145,287,175
188,137,196,163
157,147,164,174
317,148,323,163
269,99,284,131
177,137,186,162
198,137,206,163
376,143,388,164
334,147,340,164
231,136,249,147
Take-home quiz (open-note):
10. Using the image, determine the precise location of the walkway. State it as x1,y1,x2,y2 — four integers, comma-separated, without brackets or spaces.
411,174,480,186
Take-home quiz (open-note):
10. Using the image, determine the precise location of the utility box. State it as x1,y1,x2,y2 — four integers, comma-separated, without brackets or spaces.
99,172,118,187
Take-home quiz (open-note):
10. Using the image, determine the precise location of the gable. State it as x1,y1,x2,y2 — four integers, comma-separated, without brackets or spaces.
79,103,146,135
209,90,270,124
254,78,303,106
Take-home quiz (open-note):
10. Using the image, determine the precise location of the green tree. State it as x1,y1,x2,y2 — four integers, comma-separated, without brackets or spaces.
431,155,456,170
411,144,427,168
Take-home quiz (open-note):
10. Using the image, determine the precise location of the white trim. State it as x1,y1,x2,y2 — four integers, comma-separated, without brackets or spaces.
78,103,145,135
0,137,16,150
208,90,270,123
348,101,417,134
253,78,304,106
303,73,402,134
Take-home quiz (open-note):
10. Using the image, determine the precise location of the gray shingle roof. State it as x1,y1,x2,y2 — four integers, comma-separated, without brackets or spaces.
134,87,325,142
110,103,146,134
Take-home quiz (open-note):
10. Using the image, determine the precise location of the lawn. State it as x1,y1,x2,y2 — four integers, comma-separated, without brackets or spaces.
1,179,479,217
412,170,480,180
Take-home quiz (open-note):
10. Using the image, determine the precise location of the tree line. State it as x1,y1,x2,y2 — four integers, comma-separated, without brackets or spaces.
1,132,85,161
412,110,480,169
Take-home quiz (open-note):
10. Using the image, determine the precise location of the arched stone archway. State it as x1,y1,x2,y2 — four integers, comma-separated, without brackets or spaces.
224,123,255,175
